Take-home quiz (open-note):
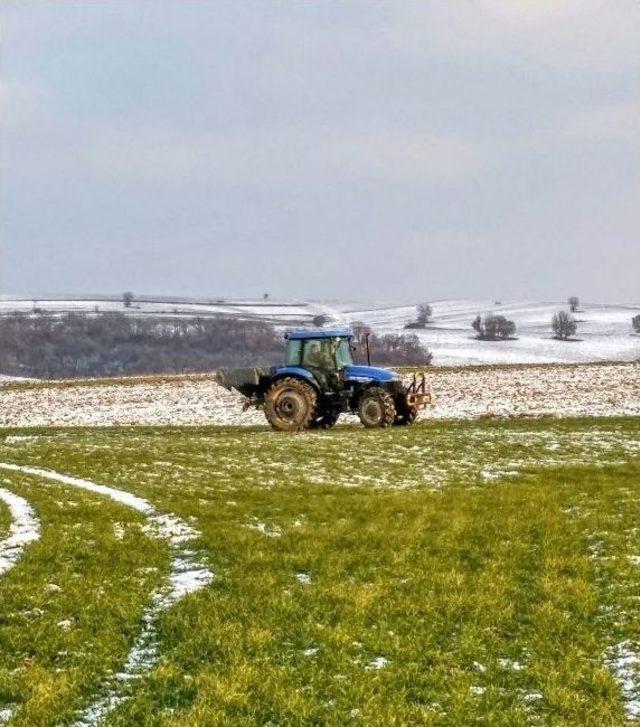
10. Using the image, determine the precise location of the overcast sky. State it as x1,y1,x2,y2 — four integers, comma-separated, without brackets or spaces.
1,1,638,303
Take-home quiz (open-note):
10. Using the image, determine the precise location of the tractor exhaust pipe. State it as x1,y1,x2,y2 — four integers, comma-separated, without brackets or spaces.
365,332,371,366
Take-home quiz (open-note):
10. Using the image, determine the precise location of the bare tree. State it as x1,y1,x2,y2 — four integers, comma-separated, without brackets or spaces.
552,311,577,340
122,291,135,308
632,314,640,334
405,303,432,329
417,303,432,326
568,296,580,313
350,321,372,349
497,317,516,338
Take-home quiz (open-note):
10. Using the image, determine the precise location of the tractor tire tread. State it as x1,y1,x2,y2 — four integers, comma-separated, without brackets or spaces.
358,387,397,428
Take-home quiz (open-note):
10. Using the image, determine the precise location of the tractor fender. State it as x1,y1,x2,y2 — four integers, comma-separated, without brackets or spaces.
269,366,320,391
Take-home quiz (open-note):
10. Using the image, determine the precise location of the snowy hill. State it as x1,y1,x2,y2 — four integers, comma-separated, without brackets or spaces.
0,296,638,367
332,300,640,366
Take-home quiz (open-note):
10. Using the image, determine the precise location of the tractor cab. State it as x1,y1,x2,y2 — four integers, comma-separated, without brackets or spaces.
281,329,403,388
284,329,354,373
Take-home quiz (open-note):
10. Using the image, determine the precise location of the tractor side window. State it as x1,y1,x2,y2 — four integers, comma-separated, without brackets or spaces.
285,339,302,366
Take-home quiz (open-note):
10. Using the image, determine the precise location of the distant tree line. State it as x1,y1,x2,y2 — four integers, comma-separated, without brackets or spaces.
0,313,283,379
0,312,432,379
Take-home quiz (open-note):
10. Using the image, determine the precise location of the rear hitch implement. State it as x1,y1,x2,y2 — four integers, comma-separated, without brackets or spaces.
406,372,432,410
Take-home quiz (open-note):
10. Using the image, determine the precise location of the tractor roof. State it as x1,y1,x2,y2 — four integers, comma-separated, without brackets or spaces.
285,328,352,340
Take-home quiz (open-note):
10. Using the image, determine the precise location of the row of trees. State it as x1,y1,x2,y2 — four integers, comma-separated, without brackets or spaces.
405,297,583,331
0,312,432,379
471,311,578,341
402,297,638,342
0,313,283,379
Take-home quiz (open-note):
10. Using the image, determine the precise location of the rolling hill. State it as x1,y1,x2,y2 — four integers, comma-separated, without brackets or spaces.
1,295,638,367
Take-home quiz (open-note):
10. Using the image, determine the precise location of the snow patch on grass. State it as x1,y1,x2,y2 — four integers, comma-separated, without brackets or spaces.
606,641,640,719
0,706,17,725
497,658,525,672
365,656,390,670
245,520,282,538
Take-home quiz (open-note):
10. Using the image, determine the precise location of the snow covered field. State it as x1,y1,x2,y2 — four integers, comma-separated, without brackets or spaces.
0,363,638,428
1,296,638,367
337,300,640,366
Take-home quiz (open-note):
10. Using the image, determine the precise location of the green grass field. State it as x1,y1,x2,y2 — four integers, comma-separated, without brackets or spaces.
0,418,639,725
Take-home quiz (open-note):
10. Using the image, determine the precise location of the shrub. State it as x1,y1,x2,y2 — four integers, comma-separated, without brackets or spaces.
350,321,432,366
632,314,640,334
405,303,432,329
472,314,516,340
552,311,577,340
312,314,330,328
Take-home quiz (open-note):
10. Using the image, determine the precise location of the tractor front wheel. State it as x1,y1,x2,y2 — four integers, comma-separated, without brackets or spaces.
309,407,341,429
394,398,418,426
358,387,396,428
264,377,317,432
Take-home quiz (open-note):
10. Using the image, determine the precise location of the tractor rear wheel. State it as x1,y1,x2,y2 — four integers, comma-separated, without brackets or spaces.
358,387,396,428
264,377,317,432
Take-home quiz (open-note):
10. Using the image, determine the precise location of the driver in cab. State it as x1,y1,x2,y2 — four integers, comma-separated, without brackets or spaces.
306,341,332,369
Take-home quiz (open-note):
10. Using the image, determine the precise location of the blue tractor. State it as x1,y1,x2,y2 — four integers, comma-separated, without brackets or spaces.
215,328,431,431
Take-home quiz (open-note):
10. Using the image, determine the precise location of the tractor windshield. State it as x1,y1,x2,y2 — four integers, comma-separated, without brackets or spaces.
334,338,353,368
298,337,353,370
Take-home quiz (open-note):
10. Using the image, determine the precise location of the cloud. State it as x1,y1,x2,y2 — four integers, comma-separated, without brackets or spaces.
81,123,487,190
481,0,601,27
566,99,640,143
381,1,640,72
0,79,49,132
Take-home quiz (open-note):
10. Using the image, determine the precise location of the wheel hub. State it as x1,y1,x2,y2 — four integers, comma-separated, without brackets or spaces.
276,391,304,422
363,401,382,423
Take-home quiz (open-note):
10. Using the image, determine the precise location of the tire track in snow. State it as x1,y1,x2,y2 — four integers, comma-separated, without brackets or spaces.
0,463,213,726
0,487,41,724
0,487,40,577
